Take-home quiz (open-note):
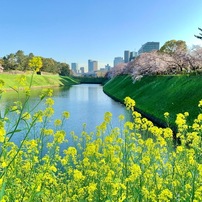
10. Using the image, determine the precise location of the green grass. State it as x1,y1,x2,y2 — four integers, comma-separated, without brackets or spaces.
103,74,202,129
0,73,79,89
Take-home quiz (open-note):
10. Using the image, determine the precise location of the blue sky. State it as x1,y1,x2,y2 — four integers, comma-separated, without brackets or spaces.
1,0,202,70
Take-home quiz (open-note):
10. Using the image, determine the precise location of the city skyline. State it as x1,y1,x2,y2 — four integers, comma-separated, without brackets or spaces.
1,0,202,71
71,42,159,72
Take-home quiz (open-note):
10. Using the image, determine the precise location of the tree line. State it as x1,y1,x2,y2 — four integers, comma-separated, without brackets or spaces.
0,50,70,76
109,39,202,80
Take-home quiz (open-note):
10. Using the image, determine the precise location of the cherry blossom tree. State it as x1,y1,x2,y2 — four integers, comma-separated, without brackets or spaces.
129,51,170,80
109,40,202,81
160,48,190,73
159,40,189,73
108,63,127,78
186,45,202,72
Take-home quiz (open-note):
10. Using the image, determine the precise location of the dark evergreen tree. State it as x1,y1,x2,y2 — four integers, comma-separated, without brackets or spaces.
194,27,202,40
58,63,70,76
1,50,70,74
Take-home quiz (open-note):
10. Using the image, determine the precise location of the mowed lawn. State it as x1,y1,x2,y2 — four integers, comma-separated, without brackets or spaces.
103,74,202,128
0,73,78,89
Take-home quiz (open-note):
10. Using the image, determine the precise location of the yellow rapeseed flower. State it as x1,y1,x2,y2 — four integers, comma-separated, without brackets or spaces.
64,147,77,156
164,112,169,118
45,98,54,106
118,114,125,121
73,169,85,181
33,110,43,122
175,113,186,126
40,88,53,99
87,182,97,194
62,111,70,119
24,86,31,96
54,130,66,143
15,75,27,86
0,177,3,186
124,121,134,130
44,107,54,117
124,96,135,111
163,128,173,139
140,156,150,165
42,128,54,135
22,112,31,120
54,119,62,126
158,189,173,201
50,165,57,172
176,146,183,153
197,114,202,121
194,186,202,201
2,162,7,168
127,164,142,181
104,111,112,123
0,122,6,143
22,162,31,171
198,100,202,108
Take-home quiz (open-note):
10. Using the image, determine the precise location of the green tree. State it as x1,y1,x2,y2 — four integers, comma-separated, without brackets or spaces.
41,58,58,73
159,40,187,54
28,53,34,58
194,27,202,40
15,50,27,71
28,56,43,73
159,40,189,73
2,53,17,70
0,58,3,65
58,63,70,76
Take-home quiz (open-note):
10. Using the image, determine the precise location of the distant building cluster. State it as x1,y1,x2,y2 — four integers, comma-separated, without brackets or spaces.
88,60,98,73
114,57,124,67
138,42,160,55
113,50,138,67
70,41,160,76
113,42,159,67
71,63,78,74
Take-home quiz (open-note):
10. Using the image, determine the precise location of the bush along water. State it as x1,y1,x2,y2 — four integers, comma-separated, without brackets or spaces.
0,74,202,201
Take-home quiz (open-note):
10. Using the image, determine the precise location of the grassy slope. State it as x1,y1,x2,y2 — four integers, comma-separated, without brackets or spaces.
0,74,78,89
103,75,202,128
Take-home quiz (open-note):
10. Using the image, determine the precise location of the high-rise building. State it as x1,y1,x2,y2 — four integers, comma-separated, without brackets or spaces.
80,67,85,74
130,51,138,61
88,59,98,72
113,57,124,67
124,50,130,63
138,42,160,55
93,61,98,71
105,64,111,71
88,60,93,72
71,63,78,73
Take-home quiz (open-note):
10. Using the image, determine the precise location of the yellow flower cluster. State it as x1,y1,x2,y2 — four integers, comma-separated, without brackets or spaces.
0,93,202,201
198,99,202,108
124,96,135,111
0,121,6,143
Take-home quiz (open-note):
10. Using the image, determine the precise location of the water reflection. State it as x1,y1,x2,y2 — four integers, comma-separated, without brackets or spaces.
1,84,129,145
52,84,129,134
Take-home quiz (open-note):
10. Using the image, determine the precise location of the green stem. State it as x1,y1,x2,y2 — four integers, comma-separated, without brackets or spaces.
0,116,38,178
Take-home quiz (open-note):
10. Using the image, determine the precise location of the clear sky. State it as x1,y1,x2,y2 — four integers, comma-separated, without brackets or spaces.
1,0,202,70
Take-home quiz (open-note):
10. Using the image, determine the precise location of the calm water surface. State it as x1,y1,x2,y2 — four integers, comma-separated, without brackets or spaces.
52,84,128,134
1,84,128,144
